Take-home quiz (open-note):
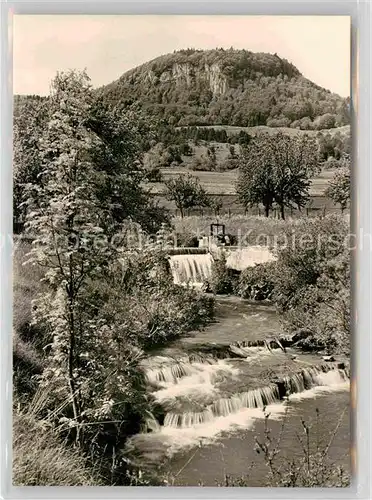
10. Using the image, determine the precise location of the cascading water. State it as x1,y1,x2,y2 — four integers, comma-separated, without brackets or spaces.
169,253,214,286
129,356,349,468
161,366,348,429
129,299,350,478
144,357,240,403
146,361,197,386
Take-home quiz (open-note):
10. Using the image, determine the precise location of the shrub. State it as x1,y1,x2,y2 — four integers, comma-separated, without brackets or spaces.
147,167,163,182
175,232,200,247
274,215,350,353
13,411,101,486
208,254,236,295
87,249,215,349
237,261,277,300
190,155,216,171
97,281,215,349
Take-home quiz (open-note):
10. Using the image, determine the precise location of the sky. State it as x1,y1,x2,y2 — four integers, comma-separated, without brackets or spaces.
13,15,351,97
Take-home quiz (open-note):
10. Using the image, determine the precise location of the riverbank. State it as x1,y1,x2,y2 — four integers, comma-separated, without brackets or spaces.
128,297,350,486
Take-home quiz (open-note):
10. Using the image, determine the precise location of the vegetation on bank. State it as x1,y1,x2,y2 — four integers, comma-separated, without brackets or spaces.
13,409,102,486
206,214,350,355
13,63,350,487
13,70,214,486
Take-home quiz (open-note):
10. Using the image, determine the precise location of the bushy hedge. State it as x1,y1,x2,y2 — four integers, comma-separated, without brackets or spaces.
208,254,238,295
235,215,350,354
236,261,277,300
13,244,215,485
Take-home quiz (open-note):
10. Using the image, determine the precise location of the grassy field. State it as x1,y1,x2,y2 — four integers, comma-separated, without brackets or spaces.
149,167,338,215
146,123,348,215
151,168,339,216
151,167,335,197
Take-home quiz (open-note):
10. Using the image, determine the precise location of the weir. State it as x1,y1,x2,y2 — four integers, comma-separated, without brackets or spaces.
130,298,350,479
169,253,214,286
168,245,276,286
145,361,198,386
154,365,349,429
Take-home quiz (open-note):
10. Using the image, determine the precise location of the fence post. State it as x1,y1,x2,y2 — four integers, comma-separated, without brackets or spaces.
228,208,231,218
323,206,326,218
306,207,309,217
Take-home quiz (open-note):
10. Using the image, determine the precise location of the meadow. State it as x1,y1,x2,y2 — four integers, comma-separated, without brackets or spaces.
149,168,339,216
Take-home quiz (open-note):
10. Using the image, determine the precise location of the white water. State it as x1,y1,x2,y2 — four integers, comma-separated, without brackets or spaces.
169,254,214,286
150,360,240,402
131,364,349,460
226,246,276,271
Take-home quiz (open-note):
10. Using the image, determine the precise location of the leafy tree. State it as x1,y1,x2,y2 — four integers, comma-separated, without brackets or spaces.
179,141,192,156
87,100,169,234
210,195,224,215
13,97,49,231
237,150,275,217
23,71,152,468
237,133,319,219
313,113,336,130
164,173,209,217
146,167,163,182
229,145,236,158
325,156,351,212
189,154,216,172
144,142,172,169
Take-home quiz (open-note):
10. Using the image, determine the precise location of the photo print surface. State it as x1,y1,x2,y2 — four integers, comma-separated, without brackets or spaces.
13,15,351,487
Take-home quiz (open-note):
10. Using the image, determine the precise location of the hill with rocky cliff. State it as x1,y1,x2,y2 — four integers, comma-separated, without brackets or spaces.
99,48,350,130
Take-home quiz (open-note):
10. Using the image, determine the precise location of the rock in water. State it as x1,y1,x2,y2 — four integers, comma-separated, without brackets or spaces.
322,355,335,362
229,345,249,358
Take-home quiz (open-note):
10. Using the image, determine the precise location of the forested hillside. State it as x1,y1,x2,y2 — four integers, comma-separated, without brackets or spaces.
99,48,350,130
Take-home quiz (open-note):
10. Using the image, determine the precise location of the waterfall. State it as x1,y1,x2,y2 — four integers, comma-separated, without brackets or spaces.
164,410,215,428
169,253,214,286
145,362,196,386
144,356,217,386
162,366,349,429
145,358,241,402
164,384,280,428
282,366,348,395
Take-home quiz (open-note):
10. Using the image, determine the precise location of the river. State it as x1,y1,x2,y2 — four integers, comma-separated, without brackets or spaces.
129,297,350,487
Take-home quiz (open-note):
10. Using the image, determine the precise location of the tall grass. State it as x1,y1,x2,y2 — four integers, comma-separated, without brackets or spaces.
13,410,102,486
13,239,48,397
